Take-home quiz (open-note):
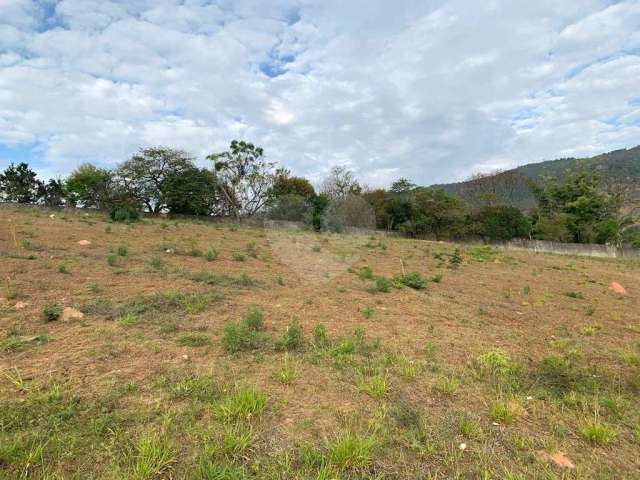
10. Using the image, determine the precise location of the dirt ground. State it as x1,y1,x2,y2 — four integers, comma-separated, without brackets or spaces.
1,204,639,479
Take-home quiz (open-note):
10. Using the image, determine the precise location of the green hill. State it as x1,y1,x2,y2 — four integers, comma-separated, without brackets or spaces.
437,145,640,213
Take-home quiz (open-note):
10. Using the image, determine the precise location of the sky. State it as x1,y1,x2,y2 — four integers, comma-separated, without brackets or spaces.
1,0,639,187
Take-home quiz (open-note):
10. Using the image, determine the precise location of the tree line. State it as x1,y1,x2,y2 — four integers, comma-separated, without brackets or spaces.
0,140,637,246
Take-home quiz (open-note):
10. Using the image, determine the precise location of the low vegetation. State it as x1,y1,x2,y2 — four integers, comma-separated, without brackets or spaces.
1,206,639,478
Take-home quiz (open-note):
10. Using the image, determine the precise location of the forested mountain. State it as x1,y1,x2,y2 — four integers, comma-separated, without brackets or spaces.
437,146,640,213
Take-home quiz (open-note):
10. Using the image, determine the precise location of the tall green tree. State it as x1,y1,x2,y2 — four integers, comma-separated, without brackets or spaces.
207,140,277,217
0,162,42,203
403,188,467,239
163,166,217,216
469,205,531,241
65,164,114,209
117,147,194,214
533,169,624,244
41,179,66,207
271,169,315,199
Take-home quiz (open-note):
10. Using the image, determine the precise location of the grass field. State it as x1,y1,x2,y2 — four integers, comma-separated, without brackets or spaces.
1,205,639,479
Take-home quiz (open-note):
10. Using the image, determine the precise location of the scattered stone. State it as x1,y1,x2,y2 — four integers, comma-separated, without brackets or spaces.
49,214,56,219
609,282,627,295
459,443,467,451
165,249,174,254
14,301,28,310
77,240,92,246
182,354,190,361
539,451,575,470
60,307,84,321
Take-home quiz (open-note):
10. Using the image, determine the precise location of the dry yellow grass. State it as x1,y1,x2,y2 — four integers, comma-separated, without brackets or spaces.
1,204,639,479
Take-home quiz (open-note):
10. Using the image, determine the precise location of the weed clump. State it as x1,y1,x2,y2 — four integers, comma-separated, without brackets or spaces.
178,333,210,347
43,303,62,322
215,387,266,422
477,349,512,375
368,276,391,293
358,266,373,280
221,307,265,353
275,319,304,351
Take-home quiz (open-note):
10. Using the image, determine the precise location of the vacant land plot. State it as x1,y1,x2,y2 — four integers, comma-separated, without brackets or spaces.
1,205,639,479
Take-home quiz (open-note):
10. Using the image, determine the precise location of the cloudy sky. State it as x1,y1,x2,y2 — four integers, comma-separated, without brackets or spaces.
1,0,639,186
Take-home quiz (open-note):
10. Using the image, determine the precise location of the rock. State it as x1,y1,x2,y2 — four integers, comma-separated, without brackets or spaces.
14,301,28,310
609,282,627,295
60,307,84,321
77,240,92,246
49,214,56,219
182,354,190,361
539,451,575,470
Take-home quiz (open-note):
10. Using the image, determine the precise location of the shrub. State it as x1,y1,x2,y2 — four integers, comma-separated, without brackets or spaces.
116,244,128,257
107,254,117,266
43,303,62,322
400,272,425,290
205,248,218,262
449,249,463,268
275,319,304,351
220,307,264,353
110,205,138,223
233,252,246,262
358,266,373,280
369,276,391,293
477,349,512,375
57,263,69,274
243,307,263,331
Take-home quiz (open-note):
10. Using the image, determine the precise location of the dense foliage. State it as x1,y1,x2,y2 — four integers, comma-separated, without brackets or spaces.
1,142,637,245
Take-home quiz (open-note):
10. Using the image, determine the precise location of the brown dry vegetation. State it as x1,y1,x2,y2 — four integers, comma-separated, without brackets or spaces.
1,204,639,480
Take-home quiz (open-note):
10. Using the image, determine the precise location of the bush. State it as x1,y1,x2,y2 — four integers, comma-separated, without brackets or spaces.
358,266,373,280
275,319,304,351
369,276,391,293
110,205,139,223
399,272,425,290
477,349,512,375
243,307,263,331
220,307,264,354
205,248,218,261
43,303,62,322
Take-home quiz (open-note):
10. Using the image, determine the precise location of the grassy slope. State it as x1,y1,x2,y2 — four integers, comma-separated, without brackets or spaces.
1,205,640,479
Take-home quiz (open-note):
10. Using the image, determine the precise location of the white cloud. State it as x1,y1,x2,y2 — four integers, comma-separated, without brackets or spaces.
0,0,638,186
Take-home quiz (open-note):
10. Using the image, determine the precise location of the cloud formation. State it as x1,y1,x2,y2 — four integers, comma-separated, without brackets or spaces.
1,0,639,185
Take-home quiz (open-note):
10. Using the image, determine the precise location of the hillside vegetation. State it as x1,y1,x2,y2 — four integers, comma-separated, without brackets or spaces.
439,146,640,213
1,205,640,479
